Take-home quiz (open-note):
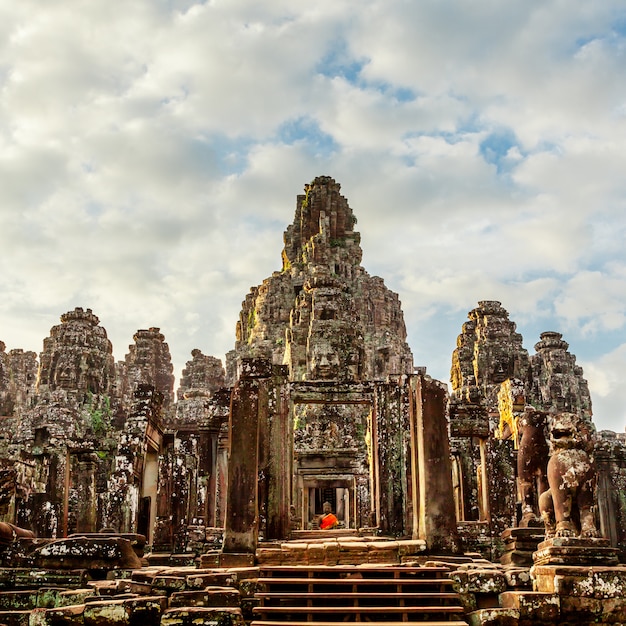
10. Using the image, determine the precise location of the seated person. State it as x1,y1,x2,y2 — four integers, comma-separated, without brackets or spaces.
318,501,338,529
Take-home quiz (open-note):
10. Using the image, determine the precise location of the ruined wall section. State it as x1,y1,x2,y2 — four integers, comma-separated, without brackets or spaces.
449,302,531,553
1,308,118,536
595,431,626,557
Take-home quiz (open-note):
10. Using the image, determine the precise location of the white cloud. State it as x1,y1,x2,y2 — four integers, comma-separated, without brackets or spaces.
583,344,626,433
0,0,625,432
554,267,626,334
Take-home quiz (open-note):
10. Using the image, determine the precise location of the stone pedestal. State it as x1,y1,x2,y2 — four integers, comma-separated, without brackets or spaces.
532,536,619,567
531,563,626,623
500,527,544,567
531,537,626,624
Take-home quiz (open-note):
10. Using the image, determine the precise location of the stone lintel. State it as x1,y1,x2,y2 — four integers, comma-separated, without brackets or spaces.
289,380,376,404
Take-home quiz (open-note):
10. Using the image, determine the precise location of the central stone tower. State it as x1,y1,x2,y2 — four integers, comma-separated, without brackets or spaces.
229,175,413,382
227,176,416,530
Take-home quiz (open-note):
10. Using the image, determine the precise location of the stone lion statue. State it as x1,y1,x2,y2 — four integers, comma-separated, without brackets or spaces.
538,411,598,539
517,408,550,528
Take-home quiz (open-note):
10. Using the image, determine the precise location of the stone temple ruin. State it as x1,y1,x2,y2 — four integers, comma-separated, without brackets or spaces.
0,175,625,625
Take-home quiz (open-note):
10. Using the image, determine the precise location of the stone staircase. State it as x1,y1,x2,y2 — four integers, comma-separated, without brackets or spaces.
251,564,469,625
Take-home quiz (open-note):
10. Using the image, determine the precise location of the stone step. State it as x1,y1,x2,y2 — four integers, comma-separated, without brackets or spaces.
0,609,31,626
161,606,245,625
253,605,464,615
256,577,455,590
257,565,452,579
289,529,360,540
251,622,469,626
257,591,461,603
252,564,465,624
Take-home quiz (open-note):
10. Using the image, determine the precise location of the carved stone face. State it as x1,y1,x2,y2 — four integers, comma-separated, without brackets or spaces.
308,341,341,379
53,355,78,390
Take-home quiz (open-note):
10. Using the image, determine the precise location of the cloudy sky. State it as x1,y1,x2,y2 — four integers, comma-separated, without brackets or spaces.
1,1,625,432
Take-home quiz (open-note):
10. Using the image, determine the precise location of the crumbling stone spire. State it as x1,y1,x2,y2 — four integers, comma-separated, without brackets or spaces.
282,175,362,274
121,327,175,408
177,349,225,401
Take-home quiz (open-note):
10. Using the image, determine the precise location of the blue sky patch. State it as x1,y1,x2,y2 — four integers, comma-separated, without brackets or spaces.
276,117,338,157
202,134,253,176
479,129,519,173
316,39,366,84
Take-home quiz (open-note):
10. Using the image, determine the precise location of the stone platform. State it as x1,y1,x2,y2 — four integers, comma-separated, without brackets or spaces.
253,536,427,566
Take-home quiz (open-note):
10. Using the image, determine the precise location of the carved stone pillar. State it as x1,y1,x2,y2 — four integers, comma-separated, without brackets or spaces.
410,374,461,552
223,358,272,554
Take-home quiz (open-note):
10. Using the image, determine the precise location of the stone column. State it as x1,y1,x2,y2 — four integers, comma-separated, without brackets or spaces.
264,366,291,540
410,374,461,552
75,453,98,533
373,380,408,536
222,358,271,554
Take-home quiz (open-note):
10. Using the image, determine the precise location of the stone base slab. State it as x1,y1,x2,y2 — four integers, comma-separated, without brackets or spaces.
531,563,626,597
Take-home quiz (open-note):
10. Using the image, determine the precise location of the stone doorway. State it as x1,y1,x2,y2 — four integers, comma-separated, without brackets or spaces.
302,478,354,529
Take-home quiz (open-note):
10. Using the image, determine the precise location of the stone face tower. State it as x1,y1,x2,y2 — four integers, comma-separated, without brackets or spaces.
229,176,413,381
529,331,592,417
37,307,115,398
450,300,530,416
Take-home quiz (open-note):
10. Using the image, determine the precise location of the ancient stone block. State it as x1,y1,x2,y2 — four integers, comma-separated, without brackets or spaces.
451,569,508,594
160,607,244,626
124,597,167,626
499,591,559,621
30,604,85,626
31,537,143,571
466,607,520,626
502,567,532,589
168,587,240,608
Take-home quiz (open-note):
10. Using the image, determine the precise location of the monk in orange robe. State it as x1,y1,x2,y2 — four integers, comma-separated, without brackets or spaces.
318,501,338,529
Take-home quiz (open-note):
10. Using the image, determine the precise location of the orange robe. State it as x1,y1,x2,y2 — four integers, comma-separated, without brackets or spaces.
319,513,338,529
